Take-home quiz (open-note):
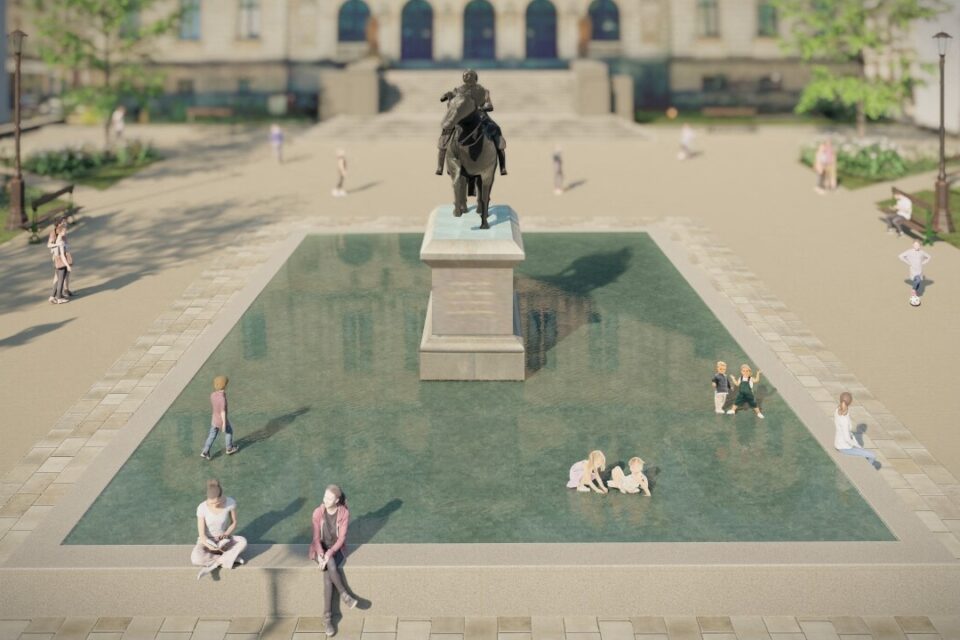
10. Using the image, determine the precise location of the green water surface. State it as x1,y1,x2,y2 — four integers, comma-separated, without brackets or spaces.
66,233,894,544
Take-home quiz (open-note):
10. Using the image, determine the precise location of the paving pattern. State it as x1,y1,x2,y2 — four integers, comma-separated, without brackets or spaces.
1,615,959,640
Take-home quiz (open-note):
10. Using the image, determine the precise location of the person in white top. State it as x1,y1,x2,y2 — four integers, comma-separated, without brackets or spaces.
833,392,878,468
606,457,651,496
192,479,248,579
678,124,696,160
885,193,912,236
111,106,126,144
898,240,932,297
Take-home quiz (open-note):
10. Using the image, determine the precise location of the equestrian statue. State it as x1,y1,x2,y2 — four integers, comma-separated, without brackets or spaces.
436,69,507,230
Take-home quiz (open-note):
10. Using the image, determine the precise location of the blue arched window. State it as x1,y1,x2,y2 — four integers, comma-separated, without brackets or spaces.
179,0,201,40
338,0,370,42
401,0,434,60
464,0,495,60
588,0,619,41
525,0,557,59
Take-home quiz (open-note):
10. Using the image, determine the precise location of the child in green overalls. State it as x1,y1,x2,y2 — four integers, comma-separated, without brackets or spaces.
726,364,764,419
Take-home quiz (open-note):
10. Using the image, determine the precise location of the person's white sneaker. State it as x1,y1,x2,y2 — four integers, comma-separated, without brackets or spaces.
725,409,736,415
715,410,725,414
756,412,765,419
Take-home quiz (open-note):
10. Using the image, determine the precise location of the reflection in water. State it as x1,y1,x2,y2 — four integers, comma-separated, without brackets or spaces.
67,234,893,545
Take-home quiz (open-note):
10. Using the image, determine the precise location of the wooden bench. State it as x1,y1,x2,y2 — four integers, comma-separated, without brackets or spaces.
21,184,82,243
185,106,234,122
885,187,932,242
701,106,759,118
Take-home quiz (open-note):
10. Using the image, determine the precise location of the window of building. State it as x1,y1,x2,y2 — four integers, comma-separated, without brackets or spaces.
525,0,558,59
757,72,782,92
588,0,620,41
180,0,202,40
401,0,434,60
464,0,496,59
238,0,260,40
697,0,720,37
238,78,252,93
338,0,370,42
701,74,727,92
757,1,777,37
177,79,195,95
120,9,140,39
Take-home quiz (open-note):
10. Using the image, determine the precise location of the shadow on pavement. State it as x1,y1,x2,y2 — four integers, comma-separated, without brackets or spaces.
0,318,75,348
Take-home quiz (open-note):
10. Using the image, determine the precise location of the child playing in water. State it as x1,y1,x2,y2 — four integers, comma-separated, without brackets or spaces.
566,450,608,494
607,457,651,496
727,364,764,419
711,361,731,414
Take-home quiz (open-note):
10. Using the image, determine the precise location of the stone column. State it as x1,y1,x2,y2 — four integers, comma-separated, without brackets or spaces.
419,204,526,381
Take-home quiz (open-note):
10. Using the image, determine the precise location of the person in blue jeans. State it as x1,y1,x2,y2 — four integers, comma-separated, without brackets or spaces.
201,376,238,459
834,392,879,469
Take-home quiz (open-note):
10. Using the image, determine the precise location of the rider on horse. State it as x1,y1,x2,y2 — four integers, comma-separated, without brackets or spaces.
436,69,507,177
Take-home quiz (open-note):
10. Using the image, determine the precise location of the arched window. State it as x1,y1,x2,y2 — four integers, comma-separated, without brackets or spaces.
525,0,557,59
238,0,260,39
757,0,777,37
464,0,495,60
401,0,434,60
338,0,370,42
697,0,719,37
588,0,619,41
179,0,202,40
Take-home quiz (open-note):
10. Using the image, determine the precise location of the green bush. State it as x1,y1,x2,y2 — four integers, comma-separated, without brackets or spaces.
801,139,910,181
22,140,161,180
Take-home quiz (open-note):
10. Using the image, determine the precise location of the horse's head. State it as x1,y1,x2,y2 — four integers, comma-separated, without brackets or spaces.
442,91,477,130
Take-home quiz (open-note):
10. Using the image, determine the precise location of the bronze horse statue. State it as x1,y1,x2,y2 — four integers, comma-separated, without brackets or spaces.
441,92,499,230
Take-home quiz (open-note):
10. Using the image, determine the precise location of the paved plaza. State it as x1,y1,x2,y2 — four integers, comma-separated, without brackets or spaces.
1,118,959,624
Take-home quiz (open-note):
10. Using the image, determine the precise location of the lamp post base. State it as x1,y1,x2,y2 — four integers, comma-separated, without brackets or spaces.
5,176,26,231
934,178,954,234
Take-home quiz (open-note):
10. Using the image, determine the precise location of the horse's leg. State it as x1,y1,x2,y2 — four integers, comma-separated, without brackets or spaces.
453,174,468,215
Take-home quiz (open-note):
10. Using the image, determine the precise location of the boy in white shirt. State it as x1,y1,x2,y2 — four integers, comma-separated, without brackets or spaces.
834,392,879,469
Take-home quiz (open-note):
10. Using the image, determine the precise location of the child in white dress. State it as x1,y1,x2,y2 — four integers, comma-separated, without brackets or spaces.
566,450,607,494
607,457,651,496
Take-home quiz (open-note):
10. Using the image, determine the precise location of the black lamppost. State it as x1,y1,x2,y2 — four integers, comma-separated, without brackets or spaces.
5,29,27,231
933,31,953,234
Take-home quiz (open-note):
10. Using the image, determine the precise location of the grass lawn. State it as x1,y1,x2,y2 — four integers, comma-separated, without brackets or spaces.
876,189,960,248
636,111,836,127
72,161,158,190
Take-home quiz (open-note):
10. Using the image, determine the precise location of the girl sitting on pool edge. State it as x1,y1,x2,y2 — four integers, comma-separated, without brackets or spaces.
567,450,608,494
607,457,651,496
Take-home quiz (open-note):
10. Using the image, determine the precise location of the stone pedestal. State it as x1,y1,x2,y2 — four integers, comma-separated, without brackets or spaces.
419,204,525,381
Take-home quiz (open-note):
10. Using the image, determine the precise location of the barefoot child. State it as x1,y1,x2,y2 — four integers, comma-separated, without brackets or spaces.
607,457,651,496
727,364,764,418
711,361,731,414
566,450,608,494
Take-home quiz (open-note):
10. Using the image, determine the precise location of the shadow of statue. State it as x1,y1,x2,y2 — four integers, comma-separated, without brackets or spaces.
240,496,307,549
234,407,310,450
519,247,633,374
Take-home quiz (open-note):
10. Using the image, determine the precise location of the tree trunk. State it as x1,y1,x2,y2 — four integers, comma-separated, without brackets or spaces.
856,100,866,138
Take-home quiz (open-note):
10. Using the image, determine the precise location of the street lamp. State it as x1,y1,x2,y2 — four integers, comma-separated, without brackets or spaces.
5,29,27,231
933,31,953,234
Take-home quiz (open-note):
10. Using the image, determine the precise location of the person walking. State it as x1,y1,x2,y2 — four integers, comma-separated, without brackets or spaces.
201,376,238,459
49,222,72,304
553,145,564,195
898,240,932,298
332,149,348,197
309,484,359,635
192,479,248,579
833,392,879,468
269,123,284,164
678,124,695,160
111,105,126,145
813,138,837,194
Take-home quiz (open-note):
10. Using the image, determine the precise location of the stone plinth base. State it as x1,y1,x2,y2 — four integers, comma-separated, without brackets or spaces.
419,204,525,381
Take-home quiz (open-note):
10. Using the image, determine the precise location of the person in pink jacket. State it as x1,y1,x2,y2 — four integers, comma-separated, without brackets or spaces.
309,484,358,635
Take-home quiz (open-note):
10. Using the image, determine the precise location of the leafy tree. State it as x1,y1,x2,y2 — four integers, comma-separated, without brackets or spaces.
30,0,182,144
774,0,945,136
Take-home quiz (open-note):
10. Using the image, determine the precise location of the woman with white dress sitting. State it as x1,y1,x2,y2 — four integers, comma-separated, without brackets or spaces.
192,479,247,580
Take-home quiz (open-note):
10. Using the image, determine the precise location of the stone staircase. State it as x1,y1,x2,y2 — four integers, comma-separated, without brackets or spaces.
381,69,577,115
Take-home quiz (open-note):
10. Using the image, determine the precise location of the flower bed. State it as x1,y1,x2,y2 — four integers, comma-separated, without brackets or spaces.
800,137,958,189
19,140,162,189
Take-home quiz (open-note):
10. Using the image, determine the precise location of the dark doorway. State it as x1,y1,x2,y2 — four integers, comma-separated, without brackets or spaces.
525,0,557,59
401,0,434,60
464,0,496,60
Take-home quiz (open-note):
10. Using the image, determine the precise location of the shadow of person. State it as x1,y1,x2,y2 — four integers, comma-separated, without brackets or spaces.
349,498,403,544
564,179,587,192
538,247,633,297
234,407,310,450
240,496,307,550
646,466,661,492
0,318,74,349
347,181,381,194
